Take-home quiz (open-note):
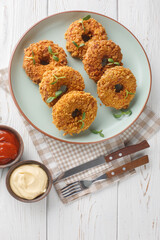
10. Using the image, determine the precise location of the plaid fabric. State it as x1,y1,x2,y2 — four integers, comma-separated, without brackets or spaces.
1,68,160,203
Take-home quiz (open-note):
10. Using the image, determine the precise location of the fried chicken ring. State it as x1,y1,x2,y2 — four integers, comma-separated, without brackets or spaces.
97,66,137,109
83,40,123,82
65,17,107,59
23,40,67,84
39,66,85,107
52,91,98,136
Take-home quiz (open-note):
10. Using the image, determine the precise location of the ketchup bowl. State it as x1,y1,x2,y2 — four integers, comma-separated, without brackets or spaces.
0,125,24,168
6,160,53,203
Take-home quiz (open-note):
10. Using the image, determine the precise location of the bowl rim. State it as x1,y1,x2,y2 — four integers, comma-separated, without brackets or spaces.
8,10,152,145
0,125,24,168
6,159,53,203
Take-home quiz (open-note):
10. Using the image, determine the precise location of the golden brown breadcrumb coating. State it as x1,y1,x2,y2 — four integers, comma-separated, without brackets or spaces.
83,40,123,82
65,18,107,59
39,66,85,107
23,40,67,84
52,91,97,135
97,66,137,109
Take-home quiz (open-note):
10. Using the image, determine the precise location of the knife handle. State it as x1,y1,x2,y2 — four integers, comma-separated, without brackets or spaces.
105,140,150,163
106,155,149,178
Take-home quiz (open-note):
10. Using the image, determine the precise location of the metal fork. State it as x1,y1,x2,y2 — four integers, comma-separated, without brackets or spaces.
61,155,149,198
61,174,106,198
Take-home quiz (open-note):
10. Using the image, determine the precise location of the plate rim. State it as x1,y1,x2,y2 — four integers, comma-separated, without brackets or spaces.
8,10,152,145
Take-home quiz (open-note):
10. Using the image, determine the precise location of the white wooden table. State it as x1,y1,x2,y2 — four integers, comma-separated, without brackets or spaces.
0,0,160,239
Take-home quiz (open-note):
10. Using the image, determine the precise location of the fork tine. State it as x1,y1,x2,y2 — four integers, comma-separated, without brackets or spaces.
61,181,79,192
62,186,81,196
62,188,82,198
61,181,82,198
61,182,81,194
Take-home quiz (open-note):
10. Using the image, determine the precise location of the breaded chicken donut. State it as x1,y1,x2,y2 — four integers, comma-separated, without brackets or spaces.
52,91,97,136
97,66,137,109
23,40,67,84
65,17,107,59
39,66,85,107
83,40,123,82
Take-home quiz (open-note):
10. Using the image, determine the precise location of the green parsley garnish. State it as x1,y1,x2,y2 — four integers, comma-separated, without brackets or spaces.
78,112,86,129
51,74,66,85
46,90,63,103
48,46,59,62
72,41,85,49
79,15,91,31
26,51,36,65
90,129,104,138
113,109,132,119
125,90,135,99
51,80,58,85
82,15,91,21
53,55,59,61
46,85,67,103
107,58,120,66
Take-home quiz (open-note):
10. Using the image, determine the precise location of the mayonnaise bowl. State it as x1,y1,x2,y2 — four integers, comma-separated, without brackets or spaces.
6,160,53,203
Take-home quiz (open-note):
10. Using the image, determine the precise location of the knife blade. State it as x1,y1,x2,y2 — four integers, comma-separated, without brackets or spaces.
60,155,105,180
56,140,149,181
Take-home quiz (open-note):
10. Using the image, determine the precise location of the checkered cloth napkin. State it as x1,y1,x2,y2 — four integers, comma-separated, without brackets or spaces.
1,68,160,203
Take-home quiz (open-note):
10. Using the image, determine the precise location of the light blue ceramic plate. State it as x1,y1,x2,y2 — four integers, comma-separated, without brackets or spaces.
9,11,151,144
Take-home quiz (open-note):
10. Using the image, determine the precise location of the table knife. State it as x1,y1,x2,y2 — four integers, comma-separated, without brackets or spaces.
56,140,149,181
61,155,149,198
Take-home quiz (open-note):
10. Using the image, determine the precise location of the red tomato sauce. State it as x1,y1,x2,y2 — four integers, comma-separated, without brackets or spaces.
0,130,19,165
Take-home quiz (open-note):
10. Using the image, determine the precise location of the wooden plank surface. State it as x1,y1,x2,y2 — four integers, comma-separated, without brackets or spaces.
48,0,117,18
0,0,160,239
0,0,48,69
118,1,160,240
0,1,48,240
